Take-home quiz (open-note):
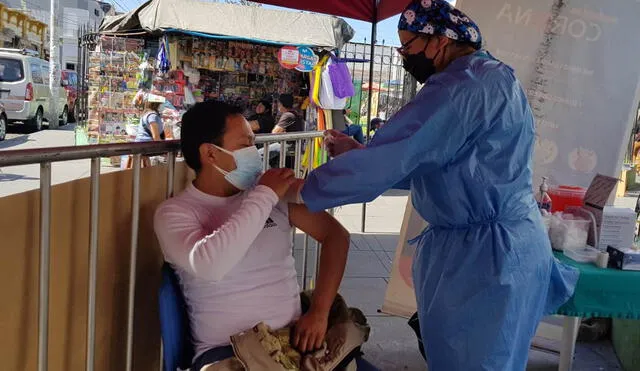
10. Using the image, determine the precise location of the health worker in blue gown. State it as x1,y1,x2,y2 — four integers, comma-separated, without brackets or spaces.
292,1,580,370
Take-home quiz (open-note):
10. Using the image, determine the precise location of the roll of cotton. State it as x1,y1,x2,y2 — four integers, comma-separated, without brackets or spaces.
541,210,552,233
549,213,590,251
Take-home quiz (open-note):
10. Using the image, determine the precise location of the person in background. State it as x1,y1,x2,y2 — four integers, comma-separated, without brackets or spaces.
341,109,364,145
135,92,166,142
248,99,276,134
368,117,385,139
272,93,304,134
154,101,350,370
258,94,305,166
128,92,166,168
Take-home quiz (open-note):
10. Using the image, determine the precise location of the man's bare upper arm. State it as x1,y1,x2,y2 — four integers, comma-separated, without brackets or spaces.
287,203,348,243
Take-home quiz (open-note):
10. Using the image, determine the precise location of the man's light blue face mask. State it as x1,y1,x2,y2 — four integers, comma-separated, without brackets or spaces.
213,144,263,191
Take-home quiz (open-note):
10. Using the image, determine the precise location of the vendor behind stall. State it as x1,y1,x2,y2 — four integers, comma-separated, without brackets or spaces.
259,94,305,168
272,94,304,134
248,99,276,134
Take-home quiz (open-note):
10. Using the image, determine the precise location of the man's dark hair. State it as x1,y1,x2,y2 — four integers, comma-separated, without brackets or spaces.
180,101,243,172
258,99,272,113
278,93,294,109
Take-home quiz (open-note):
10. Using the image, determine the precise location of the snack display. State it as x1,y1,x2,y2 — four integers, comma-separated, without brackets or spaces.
177,37,305,103
86,36,145,145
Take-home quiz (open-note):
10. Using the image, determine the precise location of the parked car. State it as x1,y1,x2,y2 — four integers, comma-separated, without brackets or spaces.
0,103,7,141
61,69,81,122
0,48,69,131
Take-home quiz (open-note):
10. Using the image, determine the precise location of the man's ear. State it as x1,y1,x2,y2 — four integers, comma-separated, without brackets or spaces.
199,143,218,167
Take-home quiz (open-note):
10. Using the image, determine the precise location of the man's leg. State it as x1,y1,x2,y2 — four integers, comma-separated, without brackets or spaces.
192,346,235,371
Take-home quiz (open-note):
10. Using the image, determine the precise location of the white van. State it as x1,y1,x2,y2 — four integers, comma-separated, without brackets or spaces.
0,49,69,131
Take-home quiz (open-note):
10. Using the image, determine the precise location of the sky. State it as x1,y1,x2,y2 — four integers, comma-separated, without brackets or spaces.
116,0,402,46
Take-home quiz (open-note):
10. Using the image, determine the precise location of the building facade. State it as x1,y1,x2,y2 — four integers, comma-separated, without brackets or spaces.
0,0,112,69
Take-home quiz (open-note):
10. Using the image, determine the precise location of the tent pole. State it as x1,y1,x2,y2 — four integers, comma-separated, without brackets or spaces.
361,1,378,233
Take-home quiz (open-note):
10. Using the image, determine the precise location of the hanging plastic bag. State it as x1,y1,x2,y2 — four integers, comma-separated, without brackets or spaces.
311,55,329,107
184,86,196,107
319,58,347,110
328,55,355,98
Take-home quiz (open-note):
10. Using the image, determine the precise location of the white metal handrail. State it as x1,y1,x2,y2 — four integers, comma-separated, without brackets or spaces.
0,131,328,371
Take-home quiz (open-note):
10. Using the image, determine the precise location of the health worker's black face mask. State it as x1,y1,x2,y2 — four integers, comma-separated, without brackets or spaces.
402,43,440,84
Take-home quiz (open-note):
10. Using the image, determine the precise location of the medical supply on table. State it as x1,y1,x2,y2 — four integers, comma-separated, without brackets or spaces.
548,212,591,251
607,246,640,271
541,209,552,233
548,185,586,212
536,177,552,212
599,207,636,250
564,246,600,264
596,251,610,268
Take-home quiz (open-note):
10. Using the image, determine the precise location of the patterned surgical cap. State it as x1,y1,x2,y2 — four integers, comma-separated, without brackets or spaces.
398,0,482,50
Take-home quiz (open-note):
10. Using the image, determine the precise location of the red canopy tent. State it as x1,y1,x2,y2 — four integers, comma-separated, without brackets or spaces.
254,0,413,232
251,0,412,22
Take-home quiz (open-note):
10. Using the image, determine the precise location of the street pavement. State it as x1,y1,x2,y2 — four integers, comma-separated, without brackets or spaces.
0,123,121,197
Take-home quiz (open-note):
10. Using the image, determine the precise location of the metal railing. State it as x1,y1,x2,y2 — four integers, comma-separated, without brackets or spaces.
0,131,330,371
339,42,418,232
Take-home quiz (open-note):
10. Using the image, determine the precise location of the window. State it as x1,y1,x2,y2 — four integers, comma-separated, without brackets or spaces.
0,58,24,82
94,9,100,17
66,63,75,71
30,63,43,84
41,65,50,85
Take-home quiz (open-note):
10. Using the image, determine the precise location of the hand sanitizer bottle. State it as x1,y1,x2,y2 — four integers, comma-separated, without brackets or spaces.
536,177,552,212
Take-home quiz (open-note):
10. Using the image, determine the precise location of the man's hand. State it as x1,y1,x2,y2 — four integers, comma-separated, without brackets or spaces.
324,129,364,157
258,168,296,199
294,308,329,353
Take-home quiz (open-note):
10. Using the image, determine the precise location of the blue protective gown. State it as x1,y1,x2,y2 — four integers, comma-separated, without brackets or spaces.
301,51,580,370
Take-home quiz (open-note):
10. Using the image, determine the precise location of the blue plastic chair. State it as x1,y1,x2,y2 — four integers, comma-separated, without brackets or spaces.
159,263,194,371
159,263,380,371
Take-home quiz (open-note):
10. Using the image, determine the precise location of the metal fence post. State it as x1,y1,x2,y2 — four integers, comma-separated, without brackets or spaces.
86,158,100,371
279,140,287,169
38,162,52,371
301,138,316,290
262,142,270,171
166,151,175,199
125,154,142,371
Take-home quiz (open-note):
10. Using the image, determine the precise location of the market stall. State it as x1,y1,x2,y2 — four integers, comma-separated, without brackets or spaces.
99,0,353,109
86,0,355,170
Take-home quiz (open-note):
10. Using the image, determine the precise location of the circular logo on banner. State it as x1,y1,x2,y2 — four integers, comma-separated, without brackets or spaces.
295,46,318,72
278,46,300,69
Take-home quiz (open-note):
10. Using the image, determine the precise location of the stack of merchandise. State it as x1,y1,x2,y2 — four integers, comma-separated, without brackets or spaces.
176,37,303,102
86,36,145,145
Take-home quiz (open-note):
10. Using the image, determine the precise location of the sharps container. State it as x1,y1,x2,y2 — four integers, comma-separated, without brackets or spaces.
548,185,587,212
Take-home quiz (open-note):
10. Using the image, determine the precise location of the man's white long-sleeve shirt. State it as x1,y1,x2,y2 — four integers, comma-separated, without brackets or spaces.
154,183,301,358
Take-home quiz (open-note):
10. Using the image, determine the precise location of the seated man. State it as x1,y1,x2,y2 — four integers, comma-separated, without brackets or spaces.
154,101,350,371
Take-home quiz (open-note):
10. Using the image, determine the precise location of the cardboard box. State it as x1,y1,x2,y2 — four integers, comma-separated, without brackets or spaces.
607,246,640,271
599,207,636,250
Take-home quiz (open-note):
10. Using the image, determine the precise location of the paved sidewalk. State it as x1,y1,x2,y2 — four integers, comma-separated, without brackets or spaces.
293,191,622,370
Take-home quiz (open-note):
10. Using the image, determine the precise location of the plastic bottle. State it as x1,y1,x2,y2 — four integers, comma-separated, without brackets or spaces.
536,177,552,212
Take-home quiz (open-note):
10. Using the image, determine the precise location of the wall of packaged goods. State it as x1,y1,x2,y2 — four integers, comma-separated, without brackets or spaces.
171,36,308,109
86,36,147,145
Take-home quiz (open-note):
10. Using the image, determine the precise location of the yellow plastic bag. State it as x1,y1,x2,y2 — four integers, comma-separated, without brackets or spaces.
311,55,330,108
